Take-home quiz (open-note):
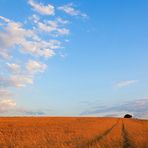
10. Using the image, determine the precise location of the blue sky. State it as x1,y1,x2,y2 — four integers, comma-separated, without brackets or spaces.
0,0,148,118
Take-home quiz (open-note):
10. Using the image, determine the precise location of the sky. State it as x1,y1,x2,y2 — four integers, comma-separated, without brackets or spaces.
0,0,148,118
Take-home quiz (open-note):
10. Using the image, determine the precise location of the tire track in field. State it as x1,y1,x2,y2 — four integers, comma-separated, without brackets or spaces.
122,121,135,148
78,119,120,148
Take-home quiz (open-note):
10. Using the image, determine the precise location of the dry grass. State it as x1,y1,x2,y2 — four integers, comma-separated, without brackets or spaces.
0,117,147,148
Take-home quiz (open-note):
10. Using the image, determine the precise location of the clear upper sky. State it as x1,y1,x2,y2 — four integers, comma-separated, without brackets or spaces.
0,0,148,117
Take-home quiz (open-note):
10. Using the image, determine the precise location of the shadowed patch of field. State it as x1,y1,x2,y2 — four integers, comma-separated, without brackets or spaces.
0,117,147,148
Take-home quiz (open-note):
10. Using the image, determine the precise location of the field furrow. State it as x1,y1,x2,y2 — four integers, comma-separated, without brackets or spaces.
122,122,135,148
122,119,148,148
0,117,147,148
78,119,119,148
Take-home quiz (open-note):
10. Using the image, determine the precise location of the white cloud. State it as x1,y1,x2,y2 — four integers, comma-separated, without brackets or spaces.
0,99,16,107
10,75,33,87
0,16,58,89
56,17,70,25
0,15,60,58
26,60,47,74
58,3,88,18
0,48,11,59
37,19,70,36
0,16,10,23
114,80,138,88
41,48,55,58
38,21,57,32
0,0,84,115
0,19,59,87
57,28,70,35
7,63,21,73
28,0,55,16
0,20,36,48
29,14,40,23
20,39,58,58
0,99,16,112
0,75,33,88
1,60,47,88
1,60,48,88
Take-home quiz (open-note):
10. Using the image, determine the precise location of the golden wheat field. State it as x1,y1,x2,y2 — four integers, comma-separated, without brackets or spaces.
0,117,147,148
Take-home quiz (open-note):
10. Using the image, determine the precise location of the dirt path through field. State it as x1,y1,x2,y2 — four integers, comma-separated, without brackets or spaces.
78,119,120,148
122,120,135,148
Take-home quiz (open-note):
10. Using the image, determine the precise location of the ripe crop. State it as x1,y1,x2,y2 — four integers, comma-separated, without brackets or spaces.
0,117,147,147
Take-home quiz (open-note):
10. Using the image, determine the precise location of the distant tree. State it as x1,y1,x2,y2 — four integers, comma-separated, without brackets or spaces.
124,114,132,118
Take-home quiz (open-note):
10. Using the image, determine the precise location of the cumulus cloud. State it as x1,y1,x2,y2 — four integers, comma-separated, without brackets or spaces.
0,1,87,115
28,0,55,16
80,98,148,118
0,15,61,59
114,80,138,88
2,60,47,88
0,15,66,91
58,3,88,18
0,14,65,94
26,60,47,74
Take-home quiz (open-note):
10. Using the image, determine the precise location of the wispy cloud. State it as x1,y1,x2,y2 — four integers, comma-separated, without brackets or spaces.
114,80,138,88
58,3,88,18
28,0,55,16
80,98,148,118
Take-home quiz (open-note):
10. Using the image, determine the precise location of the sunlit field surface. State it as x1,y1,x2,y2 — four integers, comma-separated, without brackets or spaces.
0,117,147,148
